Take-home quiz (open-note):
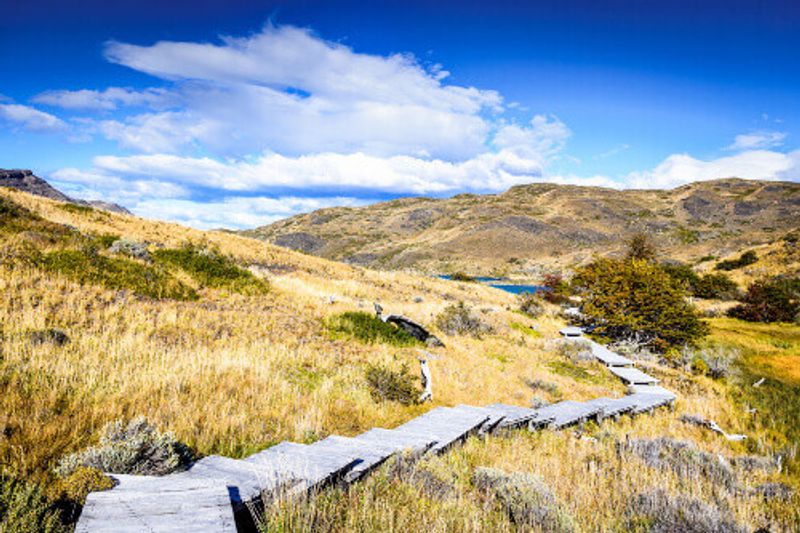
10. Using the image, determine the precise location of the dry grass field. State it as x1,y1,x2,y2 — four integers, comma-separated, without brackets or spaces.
1,186,798,531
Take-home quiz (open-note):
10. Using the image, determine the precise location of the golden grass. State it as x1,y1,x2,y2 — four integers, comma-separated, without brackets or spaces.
1,187,798,530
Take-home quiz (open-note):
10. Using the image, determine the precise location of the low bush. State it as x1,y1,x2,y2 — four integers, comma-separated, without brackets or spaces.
326,311,420,346
473,467,575,532
541,273,570,304
153,244,269,295
0,473,66,533
54,467,115,504
556,339,594,363
38,247,197,301
365,363,418,405
449,272,475,282
108,238,150,261
715,250,758,271
572,258,708,351
435,302,492,337
727,276,800,323
388,455,455,500
57,203,96,215
28,328,70,347
55,417,194,478
524,378,560,396
625,437,737,491
693,273,740,300
517,291,544,318
624,489,745,533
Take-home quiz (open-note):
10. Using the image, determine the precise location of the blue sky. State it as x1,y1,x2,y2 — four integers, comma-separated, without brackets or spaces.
1,0,798,228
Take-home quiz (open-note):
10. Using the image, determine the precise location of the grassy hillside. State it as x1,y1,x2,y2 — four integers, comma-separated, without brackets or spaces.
244,178,800,277
1,186,798,531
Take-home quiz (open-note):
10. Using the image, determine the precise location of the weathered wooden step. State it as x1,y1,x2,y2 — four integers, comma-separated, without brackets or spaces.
182,455,288,505
533,400,602,429
585,340,635,367
609,366,659,385
628,392,676,413
482,403,543,429
582,396,641,419
628,384,676,399
393,407,490,453
75,473,235,533
450,404,506,433
353,427,437,453
306,435,398,481
244,441,360,493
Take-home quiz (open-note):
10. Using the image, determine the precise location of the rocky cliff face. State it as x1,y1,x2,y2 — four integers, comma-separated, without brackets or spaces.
0,169,72,202
0,168,131,214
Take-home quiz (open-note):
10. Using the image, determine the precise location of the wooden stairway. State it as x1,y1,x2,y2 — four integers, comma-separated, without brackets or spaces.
77,329,674,532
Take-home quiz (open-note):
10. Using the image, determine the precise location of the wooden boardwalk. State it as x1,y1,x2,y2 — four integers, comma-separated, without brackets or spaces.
77,328,675,532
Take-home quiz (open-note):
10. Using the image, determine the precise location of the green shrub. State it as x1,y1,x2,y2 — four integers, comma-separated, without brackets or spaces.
435,302,492,337
57,203,95,215
661,262,700,290
39,248,197,301
727,276,800,323
94,233,120,248
0,473,66,533
715,250,758,271
572,258,707,351
626,233,657,261
694,273,740,300
624,489,745,532
473,467,575,532
54,467,115,504
326,311,420,346
541,273,569,304
449,271,475,282
517,291,544,318
55,417,194,478
365,363,419,405
153,245,268,295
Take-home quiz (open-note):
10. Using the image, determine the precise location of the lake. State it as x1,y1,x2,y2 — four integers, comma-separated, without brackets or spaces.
437,275,544,295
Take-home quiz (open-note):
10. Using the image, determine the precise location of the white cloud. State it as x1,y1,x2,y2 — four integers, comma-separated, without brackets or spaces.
96,25,501,159
0,103,66,132
727,130,787,151
32,87,176,111
134,196,369,230
626,149,797,189
494,115,571,161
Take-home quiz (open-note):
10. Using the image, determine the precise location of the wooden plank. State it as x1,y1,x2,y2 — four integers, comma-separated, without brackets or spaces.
585,340,635,367
582,396,640,418
609,366,659,385
450,405,506,433
353,428,437,453
482,403,540,428
533,400,602,428
75,474,235,533
394,407,489,452
306,435,398,481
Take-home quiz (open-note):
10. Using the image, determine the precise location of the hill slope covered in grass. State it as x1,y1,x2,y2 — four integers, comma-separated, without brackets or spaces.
244,178,800,276
1,186,798,531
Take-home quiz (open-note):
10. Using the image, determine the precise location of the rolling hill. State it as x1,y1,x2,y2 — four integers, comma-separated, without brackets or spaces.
244,178,800,276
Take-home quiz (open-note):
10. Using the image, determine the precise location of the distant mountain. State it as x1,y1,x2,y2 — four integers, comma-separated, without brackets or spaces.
0,168,131,215
243,178,800,275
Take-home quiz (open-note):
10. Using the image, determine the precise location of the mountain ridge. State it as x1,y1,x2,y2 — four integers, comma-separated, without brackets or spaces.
243,177,800,275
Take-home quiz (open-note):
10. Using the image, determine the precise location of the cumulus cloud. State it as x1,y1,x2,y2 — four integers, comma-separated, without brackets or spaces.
727,130,787,151
95,25,502,159
626,149,797,189
32,87,177,111
0,103,66,132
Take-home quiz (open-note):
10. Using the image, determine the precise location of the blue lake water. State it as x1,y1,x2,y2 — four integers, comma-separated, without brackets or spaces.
437,275,544,295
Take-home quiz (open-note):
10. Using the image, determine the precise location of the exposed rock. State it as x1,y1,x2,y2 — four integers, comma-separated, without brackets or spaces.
0,168,71,202
0,168,130,214
108,239,151,261
273,232,326,253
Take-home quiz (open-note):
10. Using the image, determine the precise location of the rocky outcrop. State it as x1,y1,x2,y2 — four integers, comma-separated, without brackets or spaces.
0,169,71,202
0,168,130,214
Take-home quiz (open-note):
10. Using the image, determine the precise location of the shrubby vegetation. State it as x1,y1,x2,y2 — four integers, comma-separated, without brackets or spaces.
716,250,758,271
517,291,544,318
56,417,194,478
540,273,570,304
624,489,745,533
728,276,800,323
473,467,575,532
153,244,269,295
326,311,420,346
435,302,492,337
0,473,65,533
448,271,476,282
661,262,739,299
625,233,658,262
365,363,419,405
38,247,197,301
572,258,708,351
